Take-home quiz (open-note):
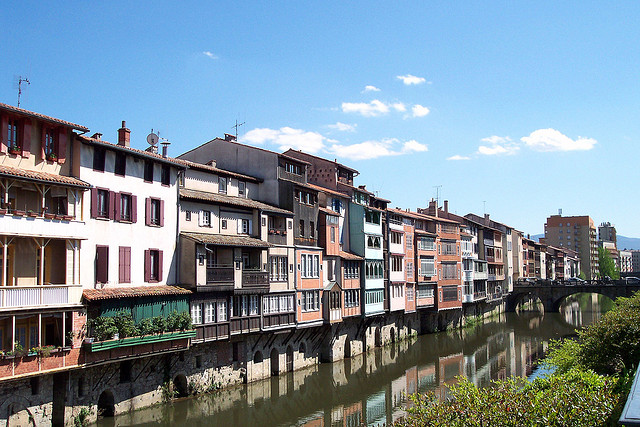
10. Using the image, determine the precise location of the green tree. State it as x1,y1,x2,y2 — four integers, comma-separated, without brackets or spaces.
598,247,620,279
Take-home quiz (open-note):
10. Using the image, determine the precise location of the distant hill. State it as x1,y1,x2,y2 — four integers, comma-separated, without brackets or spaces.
530,234,640,250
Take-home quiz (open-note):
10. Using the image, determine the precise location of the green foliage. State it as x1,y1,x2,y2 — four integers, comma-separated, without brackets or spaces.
88,310,192,341
88,316,118,341
73,407,91,427
543,338,582,374
113,312,137,338
578,271,587,280
137,317,155,336
396,370,619,427
152,316,167,334
598,247,620,279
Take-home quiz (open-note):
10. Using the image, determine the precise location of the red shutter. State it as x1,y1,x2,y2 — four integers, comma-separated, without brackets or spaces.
0,115,8,153
145,197,151,226
96,246,109,284
119,246,131,283
157,250,163,282
114,192,121,222
108,191,116,220
41,126,46,160
118,246,124,282
90,188,98,218
159,199,165,227
57,128,67,164
125,247,131,283
21,120,31,158
131,195,137,223
144,250,151,282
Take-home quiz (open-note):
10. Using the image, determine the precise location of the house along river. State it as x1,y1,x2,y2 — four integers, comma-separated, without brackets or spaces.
97,294,612,427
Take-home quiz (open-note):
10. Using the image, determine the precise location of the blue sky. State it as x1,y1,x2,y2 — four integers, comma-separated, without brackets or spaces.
2,1,640,238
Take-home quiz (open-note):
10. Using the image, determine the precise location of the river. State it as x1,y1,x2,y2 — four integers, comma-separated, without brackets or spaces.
97,294,612,427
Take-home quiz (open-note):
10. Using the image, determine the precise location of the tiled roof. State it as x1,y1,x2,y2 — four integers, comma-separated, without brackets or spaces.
179,188,292,215
339,251,363,261
77,135,187,168
282,149,359,173
177,158,262,183
415,229,437,237
337,181,375,195
319,206,340,216
306,182,351,198
0,103,89,132
181,232,272,248
179,137,311,165
83,285,191,301
0,164,91,188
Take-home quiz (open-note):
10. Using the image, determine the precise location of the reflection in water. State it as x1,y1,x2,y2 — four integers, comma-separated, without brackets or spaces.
98,296,610,427
560,293,614,328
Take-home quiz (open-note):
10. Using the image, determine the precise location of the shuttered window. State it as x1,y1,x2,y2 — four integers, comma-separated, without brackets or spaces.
96,245,109,284
118,246,131,283
144,249,163,283
145,198,164,227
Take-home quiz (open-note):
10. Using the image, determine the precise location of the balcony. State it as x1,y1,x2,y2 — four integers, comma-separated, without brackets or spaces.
267,229,288,245
277,167,305,184
241,270,269,291
206,266,234,283
0,285,83,310
0,213,86,239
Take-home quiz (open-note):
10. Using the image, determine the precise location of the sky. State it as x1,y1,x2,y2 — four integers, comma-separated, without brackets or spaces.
2,1,640,237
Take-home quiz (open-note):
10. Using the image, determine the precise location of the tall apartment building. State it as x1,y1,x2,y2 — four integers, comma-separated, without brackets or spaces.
544,215,598,279
632,250,640,273
598,222,617,246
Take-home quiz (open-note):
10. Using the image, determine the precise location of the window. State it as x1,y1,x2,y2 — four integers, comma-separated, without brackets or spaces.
191,303,203,324
6,119,19,151
241,219,250,234
97,189,110,218
310,221,315,238
249,295,259,315
406,261,414,278
300,254,320,278
96,245,109,284
285,162,302,175
365,210,380,224
390,232,403,245
118,246,131,283
417,285,434,299
406,234,413,250
221,219,227,229
217,300,227,321
344,289,360,308
238,181,246,197
144,160,154,182
204,302,215,323
301,290,320,312
442,285,458,302
146,198,163,226
441,241,457,255
269,256,288,282
367,236,381,249
93,146,106,171
120,193,132,222
185,211,191,221
407,286,414,301
263,294,294,314
144,249,163,282
330,227,336,243
114,152,126,176
419,257,435,277
201,211,211,227
218,176,227,194
365,289,384,305
365,260,384,279
417,237,436,251
391,255,403,272
442,263,457,279
299,220,305,237
43,128,56,159
344,261,360,279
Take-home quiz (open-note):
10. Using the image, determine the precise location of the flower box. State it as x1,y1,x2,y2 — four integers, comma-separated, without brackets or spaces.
0,209,6,215
62,215,74,221
8,147,21,155
12,210,25,217
44,213,55,220
26,211,38,218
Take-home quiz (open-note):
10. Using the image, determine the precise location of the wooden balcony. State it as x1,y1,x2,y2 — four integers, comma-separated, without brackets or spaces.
206,266,234,283
0,285,82,310
277,167,305,184
267,231,288,245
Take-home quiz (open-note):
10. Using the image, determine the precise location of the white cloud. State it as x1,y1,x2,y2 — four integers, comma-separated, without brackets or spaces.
242,127,325,153
521,128,597,152
363,85,381,92
203,51,218,59
329,138,427,161
341,99,390,117
392,102,407,112
477,135,520,156
328,122,357,132
447,155,470,161
411,104,430,118
397,74,426,85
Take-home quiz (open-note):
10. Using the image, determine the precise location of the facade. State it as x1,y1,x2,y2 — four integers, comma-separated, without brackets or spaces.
632,250,640,273
620,250,633,274
544,215,598,280
598,222,617,246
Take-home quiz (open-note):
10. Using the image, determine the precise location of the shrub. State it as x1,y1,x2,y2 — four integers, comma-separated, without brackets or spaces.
152,316,166,334
88,317,118,341
137,318,155,336
112,311,137,338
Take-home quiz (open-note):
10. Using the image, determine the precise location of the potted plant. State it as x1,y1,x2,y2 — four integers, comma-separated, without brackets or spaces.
44,212,56,219
26,210,37,218
46,152,57,162
8,144,21,155
12,209,25,217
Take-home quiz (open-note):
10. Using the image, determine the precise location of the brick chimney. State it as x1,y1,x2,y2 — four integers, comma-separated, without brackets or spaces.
427,199,438,217
444,200,449,213
118,121,130,147
224,133,236,142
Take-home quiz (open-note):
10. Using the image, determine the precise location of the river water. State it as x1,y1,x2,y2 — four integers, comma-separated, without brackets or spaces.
98,294,612,427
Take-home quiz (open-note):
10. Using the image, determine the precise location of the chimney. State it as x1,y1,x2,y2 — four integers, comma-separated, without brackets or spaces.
224,133,236,142
161,141,170,158
118,121,130,147
444,200,449,213
91,132,102,140
428,199,438,217
484,213,490,220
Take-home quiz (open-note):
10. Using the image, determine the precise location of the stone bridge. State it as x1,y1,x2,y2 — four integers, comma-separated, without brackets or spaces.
506,280,640,313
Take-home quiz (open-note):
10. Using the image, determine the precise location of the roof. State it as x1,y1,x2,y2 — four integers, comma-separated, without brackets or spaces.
339,250,363,261
282,149,359,174
179,188,292,215
415,229,437,237
179,137,311,165
318,206,340,216
337,181,375,195
83,285,191,301
0,102,89,132
324,281,342,291
305,182,350,199
0,164,91,188
177,158,262,183
181,231,272,248
77,135,186,168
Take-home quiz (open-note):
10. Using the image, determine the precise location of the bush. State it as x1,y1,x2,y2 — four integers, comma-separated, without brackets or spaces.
113,311,137,338
88,316,118,341
88,311,192,340
152,316,166,334
137,318,155,336
396,370,619,427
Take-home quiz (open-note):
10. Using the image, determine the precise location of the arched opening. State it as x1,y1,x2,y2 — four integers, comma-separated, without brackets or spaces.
390,327,396,344
374,327,382,347
173,374,189,398
344,337,351,359
97,389,115,418
270,348,280,376
299,342,306,355
253,351,263,364
407,320,413,336
286,346,294,372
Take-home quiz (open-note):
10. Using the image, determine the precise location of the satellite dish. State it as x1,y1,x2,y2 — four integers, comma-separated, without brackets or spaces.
147,132,159,146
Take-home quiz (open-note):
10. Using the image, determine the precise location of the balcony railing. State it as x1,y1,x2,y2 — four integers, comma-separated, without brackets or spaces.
206,266,234,283
242,270,269,287
0,285,82,309
267,231,288,245
277,167,305,184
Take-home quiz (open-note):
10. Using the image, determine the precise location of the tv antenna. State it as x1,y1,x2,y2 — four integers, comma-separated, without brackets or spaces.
146,129,160,154
483,201,487,215
433,185,442,207
17,76,30,107
232,120,245,141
